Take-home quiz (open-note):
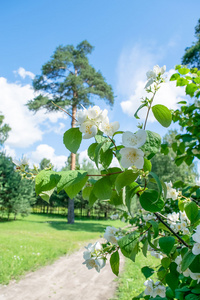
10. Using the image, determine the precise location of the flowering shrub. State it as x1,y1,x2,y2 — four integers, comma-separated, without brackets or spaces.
15,65,200,299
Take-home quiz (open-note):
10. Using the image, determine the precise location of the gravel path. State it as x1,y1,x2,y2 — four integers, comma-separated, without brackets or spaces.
0,246,124,300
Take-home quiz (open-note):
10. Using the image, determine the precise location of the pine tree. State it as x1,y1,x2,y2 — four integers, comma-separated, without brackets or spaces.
26,40,114,223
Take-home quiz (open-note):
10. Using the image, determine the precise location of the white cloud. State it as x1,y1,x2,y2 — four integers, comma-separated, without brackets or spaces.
121,70,186,121
14,67,35,80
118,44,186,122
30,144,67,170
3,145,16,158
0,76,67,148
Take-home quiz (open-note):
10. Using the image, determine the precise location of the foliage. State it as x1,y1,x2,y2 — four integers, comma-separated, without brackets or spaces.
0,153,35,219
17,64,200,299
151,130,198,184
0,113,11,146
182,19,200,69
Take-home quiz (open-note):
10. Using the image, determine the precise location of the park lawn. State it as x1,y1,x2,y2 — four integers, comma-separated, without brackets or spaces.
111,253,158,300
0,213,123,285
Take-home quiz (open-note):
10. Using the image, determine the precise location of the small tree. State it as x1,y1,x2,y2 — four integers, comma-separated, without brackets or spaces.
0,113,11,146
27,40,114,223
0,153,35,220
182,19,200,69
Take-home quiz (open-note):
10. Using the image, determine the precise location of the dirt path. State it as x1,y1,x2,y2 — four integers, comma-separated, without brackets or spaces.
0,246,124,300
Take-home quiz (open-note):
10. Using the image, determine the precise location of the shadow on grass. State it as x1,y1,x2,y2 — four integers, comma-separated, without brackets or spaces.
48,220,108,232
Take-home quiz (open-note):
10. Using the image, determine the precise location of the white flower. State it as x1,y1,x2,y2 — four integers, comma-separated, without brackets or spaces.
110,213,119,220
13,155,29,167
79,121,98,139
192,243,200,256
167,212,179,224
99,120,120,136
182,228,190,235
122,130,146,148
153,284,166,298
144,279,154,297
120,147,144,169
165,182,178,200
83,241,106,272
83,258,105,272
104,226,120,245
189,272,200,283
183,268,191,277
193,225,200,243
143,213,156,222
145,65,166,88
87,105,102,120
76,109,88,125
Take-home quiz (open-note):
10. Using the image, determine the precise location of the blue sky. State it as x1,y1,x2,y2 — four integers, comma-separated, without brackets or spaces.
0,0,200,170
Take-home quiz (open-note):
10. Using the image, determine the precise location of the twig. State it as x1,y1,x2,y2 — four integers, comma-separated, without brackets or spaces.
51,101,77,122
154,212,190,248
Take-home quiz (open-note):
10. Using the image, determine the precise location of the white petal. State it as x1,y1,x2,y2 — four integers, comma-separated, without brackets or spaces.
77,109,88,125
192,243,200,255
192,233,200,244
145,78,154,88
122,130,146,148
161,65,166,74
87,106,101,120
120,147,144,169
153,65,161,75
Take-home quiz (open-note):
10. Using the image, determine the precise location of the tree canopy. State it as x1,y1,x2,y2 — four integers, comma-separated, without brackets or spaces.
182,19,200,69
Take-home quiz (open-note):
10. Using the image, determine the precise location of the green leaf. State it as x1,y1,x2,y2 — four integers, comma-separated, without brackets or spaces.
100,148,113,169
63,128,82,153
39,188,55,203
170,73,180,81
35,170,61,195
93,176,112,200
152,104,172,128
88,143,98,161
176,78,189,86
178,67,190,75
57,170,88,199
125,183,140,213
166,273,179,291
109,190,123,206
89,190,98,207
140,189,164,212
118,233,139,262
113,130,124,137
185,202,199,223
149,171,162,199
110,251,120,276
142,238,148,257
141,266,154,279
175,155,186,166
186,83,198,97
181,250,196,272
82,186,93,200
143,158,152,172
141,130,161,159
188,254,200,273
134,103,148,119
161,257,171,269
148,220,159,238
95,135,112,152
115,170,139,194
159,237,175,255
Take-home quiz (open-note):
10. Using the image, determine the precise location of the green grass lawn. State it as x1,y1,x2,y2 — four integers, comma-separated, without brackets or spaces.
111,253,158,300
0,213,123,285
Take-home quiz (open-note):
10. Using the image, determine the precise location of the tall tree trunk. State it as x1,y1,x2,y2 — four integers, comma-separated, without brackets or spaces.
67,104,77,224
